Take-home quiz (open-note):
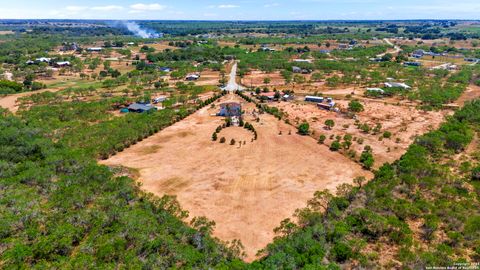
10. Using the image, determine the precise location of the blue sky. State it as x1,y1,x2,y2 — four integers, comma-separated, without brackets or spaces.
1,0,479,20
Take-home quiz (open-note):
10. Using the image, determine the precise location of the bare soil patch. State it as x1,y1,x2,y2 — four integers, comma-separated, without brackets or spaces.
100,94,371,261
241,70,286,87
271,98,449,166
456,84,480,106
195,70,221,86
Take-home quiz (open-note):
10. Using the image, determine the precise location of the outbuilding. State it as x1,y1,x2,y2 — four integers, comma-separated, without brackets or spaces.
384,82,411,90
127,103,157,113
153,96,167,104
404,61,422,67
318,101,335,111
159,67,171,72
305,96,324,103
54,61,71,67
87,47,103,52
366,88,385,94
292,66,302,73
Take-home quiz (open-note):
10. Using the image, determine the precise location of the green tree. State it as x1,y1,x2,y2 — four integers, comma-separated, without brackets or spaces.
318,134,326,144
360,149,374,169
330,141,341,151
325,119,335,130
348,100,364,113
298,122,310,135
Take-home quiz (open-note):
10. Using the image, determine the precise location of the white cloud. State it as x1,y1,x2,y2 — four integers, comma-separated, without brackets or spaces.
209,4,239,9
65,6,88,12
218,4,239,8
264,3,279,8
91,5,124,11
130,3,166,11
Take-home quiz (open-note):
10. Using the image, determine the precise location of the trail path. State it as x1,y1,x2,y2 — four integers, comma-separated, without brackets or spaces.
0,88,62,113
377,38,402,57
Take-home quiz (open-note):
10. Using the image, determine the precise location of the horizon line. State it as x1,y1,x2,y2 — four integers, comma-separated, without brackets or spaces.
1,18,479,22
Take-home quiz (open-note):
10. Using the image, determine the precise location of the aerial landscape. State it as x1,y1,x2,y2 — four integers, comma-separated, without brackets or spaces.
1,0,480,269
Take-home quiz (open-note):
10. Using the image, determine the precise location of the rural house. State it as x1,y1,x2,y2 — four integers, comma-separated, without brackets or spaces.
412,49,425,58
186,74,200,81
218,102,242,117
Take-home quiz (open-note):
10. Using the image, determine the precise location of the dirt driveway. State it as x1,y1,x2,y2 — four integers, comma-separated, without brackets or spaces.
100,94,371,261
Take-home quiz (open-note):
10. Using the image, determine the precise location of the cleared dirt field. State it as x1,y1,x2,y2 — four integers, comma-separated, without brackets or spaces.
194,70,221,86
455,83,480,106
101,94,371,261
271,98,450,166
240,69,350,93
241,70,286,87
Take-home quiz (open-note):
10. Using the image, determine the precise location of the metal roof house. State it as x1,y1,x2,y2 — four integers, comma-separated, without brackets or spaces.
185,74,200,81
127,103,157,113
218,102,242,117
412,50,425,58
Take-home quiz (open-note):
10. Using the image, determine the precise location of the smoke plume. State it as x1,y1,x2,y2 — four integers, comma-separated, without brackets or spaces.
122,21,162,39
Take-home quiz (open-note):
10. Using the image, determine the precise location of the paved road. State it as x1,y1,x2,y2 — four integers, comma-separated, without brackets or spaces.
222,62,245,91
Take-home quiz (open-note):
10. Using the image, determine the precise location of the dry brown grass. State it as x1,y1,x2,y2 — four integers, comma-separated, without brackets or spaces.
100,93,372,261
